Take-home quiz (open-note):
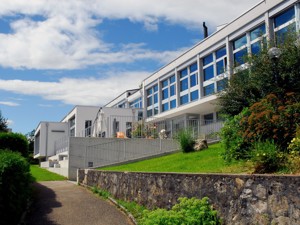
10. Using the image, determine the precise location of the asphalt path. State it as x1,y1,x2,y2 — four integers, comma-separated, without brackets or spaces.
24,181,134,225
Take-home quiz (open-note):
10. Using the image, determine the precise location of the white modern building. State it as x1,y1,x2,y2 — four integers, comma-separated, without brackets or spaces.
138,0,299,137
34,105,100,160
33,0,300,179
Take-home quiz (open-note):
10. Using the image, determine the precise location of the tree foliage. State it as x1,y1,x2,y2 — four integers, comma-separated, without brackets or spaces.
0,110,8,133
219,33,300,171
218,34,300,116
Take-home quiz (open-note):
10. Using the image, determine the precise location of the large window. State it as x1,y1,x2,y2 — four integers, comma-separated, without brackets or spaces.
129,97,142,108
233,35,248,66
146,84,159,117
179,62,199,106
274,6,296,45
203,84,214,96
161,75,176,113
85,120,92,137
202,46,227,99
250,24,266,55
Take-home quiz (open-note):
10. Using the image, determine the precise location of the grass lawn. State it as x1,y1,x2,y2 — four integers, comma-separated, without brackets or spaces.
30,165,66,181
100,143,253,174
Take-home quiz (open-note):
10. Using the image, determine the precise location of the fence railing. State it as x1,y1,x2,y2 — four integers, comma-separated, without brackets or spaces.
55,136,69,155
83,138,179,168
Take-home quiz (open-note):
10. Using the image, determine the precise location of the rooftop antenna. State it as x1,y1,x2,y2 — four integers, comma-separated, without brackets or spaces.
203,22,208,39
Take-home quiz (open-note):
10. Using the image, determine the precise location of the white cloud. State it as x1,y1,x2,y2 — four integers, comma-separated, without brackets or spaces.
0,101,20,107
0,0,259,70
0,71,150,105
7,120,14,125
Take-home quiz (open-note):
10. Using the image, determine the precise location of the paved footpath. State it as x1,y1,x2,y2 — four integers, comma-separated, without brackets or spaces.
24,181,134,225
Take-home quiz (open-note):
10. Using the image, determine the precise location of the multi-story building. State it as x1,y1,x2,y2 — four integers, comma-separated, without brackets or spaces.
137,0,299,137
34,105,100,160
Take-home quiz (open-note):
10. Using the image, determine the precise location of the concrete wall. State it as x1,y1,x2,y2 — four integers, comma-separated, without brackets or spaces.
68,137,178,180
78,170,300,225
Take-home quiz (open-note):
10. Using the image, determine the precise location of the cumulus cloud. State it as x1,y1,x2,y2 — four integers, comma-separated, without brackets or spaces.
0,101,20,107
0,71,150,105
0,0,259,70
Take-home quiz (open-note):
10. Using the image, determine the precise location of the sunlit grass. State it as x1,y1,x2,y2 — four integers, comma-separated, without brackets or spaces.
30,165,66,181
100,143,253,174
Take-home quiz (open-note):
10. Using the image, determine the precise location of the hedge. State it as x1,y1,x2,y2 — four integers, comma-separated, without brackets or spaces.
0,132,29,157
0,150,31,225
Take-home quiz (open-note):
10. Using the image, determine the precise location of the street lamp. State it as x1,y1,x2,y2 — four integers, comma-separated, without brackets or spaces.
268,47,281,85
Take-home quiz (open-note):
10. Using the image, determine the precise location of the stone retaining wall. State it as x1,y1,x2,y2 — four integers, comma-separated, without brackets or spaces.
78,170,300,225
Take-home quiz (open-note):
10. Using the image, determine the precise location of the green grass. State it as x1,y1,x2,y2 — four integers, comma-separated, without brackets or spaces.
30,165,66,181
100,143,253,174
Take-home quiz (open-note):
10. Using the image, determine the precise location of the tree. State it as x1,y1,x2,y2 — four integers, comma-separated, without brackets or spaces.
0,110,8,133
218,33,300,117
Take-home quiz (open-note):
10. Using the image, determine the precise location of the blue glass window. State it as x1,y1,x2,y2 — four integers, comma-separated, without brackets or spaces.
204,65,214,81
154,107,159,115
153,85,158,92
234,48,248,66
190,90,199,101
203,54,213,66
251,42,261,55
180,68,188,78
162,88,168,100
250,24,266,41
170,84,176,96
190,62,198,73
274,7,295,28
217,78,228,92
190,73,198,87
162,103,169,112
233,35,247,50
204,84,214,96
216,60,225,75
275,23,296,45
170,75,175,83
180,78,188,92
147,97,152,107
216,47,226,59
147,109,153,117
180,94,189,105
153,93,158,104
170,99,176,109
147,88,152,96
162,80,168,88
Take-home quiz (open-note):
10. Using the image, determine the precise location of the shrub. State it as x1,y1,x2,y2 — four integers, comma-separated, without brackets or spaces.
220,108,250,162
249,141,286,173
140,197,222,225
176,129,196,153
0,150,31,225
240,93,300,151
0,132,29,157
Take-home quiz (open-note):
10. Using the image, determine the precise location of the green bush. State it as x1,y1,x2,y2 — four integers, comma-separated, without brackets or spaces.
140,197,222,225
176,129,196,153
220,108,250,162
249,141,286,173
0,150,31,225
0,132,29,157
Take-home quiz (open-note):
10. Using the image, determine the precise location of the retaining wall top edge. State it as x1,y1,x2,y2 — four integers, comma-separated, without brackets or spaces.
80,169,300,179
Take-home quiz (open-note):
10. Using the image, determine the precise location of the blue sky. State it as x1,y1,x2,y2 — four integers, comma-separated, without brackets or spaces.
0,0,260,134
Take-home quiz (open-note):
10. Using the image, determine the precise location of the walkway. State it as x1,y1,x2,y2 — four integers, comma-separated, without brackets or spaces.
24,181,134,225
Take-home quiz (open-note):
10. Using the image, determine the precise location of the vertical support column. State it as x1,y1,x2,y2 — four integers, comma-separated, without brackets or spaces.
295,3,300,33
157,78,161,116
198,54,204,98
265,11,274,47
225,36,233,79
175,67,180,108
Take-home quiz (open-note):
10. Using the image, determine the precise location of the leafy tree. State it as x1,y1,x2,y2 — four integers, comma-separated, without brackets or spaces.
218,33,300,116
0,110,8,133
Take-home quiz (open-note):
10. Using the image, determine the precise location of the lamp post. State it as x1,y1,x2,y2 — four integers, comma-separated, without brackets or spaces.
268,47,281,85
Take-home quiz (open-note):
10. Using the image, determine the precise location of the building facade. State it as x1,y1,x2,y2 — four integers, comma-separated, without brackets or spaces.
138,0,299,137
